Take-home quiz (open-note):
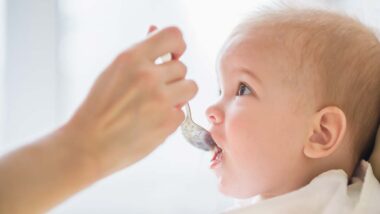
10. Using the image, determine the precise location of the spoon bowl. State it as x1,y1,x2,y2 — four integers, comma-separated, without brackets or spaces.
180,104,216,151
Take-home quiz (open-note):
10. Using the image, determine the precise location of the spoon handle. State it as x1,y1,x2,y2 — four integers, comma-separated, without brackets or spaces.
185,103,192,119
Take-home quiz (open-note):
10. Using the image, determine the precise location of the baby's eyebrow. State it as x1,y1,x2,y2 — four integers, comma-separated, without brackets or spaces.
241,68,262,85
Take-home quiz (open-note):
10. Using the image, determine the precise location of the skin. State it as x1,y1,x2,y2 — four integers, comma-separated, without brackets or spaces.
0,26,198,213
0,23,378,213
206,28,359,199
207,30,314,199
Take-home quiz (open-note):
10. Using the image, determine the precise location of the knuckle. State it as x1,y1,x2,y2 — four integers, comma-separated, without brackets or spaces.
188,80,199,95
164,26,186,51
164,26,183,38
180,39,187,52
136,67,149,77
136,68,158,83
154,90,169,103
115,51,135,64
136,66,158,79
176,62,187,77
135,70,148,83
176,38,187,54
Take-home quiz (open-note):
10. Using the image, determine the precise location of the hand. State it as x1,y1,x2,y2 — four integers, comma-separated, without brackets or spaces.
65,26,198,176
369,125,380,180
0,26,197,213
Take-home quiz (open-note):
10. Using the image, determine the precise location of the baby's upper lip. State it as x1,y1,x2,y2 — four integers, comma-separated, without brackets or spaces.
209,132,223,151
209,127,223,150
215,142,223,150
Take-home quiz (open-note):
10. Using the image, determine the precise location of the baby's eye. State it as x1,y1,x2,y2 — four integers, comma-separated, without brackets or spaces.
236,82,253,96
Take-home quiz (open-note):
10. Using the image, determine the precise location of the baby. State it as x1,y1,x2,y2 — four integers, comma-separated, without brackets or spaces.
206,7,380,212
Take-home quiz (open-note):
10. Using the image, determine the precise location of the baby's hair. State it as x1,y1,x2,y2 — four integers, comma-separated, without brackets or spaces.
232,5,380,161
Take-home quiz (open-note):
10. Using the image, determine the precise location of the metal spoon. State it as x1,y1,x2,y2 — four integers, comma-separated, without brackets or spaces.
180,103,216,151
158,54,216,151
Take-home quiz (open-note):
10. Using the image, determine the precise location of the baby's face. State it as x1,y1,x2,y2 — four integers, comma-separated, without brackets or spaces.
207,29,313,198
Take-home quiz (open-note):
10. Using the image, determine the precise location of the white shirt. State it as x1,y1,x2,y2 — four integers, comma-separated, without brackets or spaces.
225,160,380,214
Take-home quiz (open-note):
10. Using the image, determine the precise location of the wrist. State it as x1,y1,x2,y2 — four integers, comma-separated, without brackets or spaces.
57,121,102,182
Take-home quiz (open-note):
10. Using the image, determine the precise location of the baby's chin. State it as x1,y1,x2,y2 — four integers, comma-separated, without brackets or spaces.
218,179,261,199
219,185,280,200
219,180,297,200
220,188,259,199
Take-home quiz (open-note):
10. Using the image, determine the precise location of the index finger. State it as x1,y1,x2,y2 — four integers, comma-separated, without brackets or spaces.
139,26,186,62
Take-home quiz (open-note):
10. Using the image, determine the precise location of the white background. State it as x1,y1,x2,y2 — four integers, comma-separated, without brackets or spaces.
0,0,379,213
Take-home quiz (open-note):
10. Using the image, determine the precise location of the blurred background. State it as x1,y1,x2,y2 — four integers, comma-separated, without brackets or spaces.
0,0,379,213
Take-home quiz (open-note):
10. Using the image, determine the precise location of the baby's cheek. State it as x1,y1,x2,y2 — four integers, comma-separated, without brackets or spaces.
227,117,263,159
227,111,287,167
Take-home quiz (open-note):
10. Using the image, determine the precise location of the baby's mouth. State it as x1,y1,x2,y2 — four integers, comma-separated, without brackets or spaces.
211,144,223,163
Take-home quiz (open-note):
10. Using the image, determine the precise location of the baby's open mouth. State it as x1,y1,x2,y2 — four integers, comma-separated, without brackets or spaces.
211,144,223,163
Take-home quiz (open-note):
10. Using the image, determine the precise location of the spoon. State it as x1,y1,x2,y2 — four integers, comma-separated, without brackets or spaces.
180,103,216,151
158,54,216,151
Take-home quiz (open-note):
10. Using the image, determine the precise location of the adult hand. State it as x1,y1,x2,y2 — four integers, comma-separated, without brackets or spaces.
0,26,197,213
67,26,198,176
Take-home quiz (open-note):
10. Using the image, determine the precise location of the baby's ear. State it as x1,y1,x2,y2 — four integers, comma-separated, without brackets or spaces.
304,106,347,159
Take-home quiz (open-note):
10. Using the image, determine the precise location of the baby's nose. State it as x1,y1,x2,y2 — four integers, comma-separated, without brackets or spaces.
206,105,223,125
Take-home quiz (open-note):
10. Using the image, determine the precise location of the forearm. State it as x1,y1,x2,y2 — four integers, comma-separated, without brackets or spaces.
0,125,99,213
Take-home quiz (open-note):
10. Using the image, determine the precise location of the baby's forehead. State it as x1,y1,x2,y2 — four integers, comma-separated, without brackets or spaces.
219,30,275,59
218,27,296,73
218,24,318,94
218,33,298,84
